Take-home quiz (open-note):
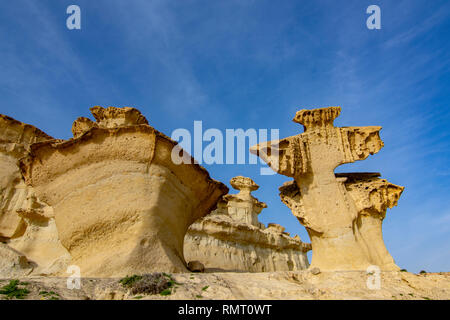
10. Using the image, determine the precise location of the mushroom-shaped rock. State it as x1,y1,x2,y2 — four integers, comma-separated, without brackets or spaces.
267,223,285,233
184,176,310,272
90,106,149,128
20,106,228,277
230,176,259,192
251,106,403,271
225,176,267,226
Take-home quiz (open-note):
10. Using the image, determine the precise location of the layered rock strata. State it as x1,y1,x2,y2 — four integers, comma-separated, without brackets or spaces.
184,176,311,272
250,107,404,271
19,106,228,277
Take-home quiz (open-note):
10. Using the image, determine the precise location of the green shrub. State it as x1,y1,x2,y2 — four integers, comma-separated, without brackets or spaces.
160,289,172,296
0,280,30,300
120,273,180,296
39,290,60,300
119,275,143,288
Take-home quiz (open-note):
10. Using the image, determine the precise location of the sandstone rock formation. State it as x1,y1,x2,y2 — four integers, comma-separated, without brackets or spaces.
17,106,228,277
0,243,34,278
0,115,53,239
0,115,70,276
184,176,311,272
8,202,72,276
250,107,404,271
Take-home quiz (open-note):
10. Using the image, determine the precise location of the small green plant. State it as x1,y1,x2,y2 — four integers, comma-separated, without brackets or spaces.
119,275,143,288
196,295,203,299
419,270,427,274
158,274,182,296
0,280,30,300
408,293,414,297
202,285,209,291
160,289,172,296
163,273,181,287
422,297,431,300
400,269,408,272
133,295,143,299
39,290,60,300
119,273,180,296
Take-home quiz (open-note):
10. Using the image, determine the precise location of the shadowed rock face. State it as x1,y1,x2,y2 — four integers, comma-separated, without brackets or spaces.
251,107,404,271
20,106,228,277
184,176,311,272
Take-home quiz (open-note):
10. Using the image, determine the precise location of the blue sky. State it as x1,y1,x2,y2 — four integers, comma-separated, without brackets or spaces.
1,0,449,273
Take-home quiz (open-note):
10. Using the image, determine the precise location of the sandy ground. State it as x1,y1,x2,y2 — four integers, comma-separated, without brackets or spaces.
0,270,449,300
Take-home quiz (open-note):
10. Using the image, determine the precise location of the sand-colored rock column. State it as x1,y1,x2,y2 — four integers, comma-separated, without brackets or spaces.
251,107,403,271
341,173,403,270
185,176,311,272
225,176,267,227
20,106,228,277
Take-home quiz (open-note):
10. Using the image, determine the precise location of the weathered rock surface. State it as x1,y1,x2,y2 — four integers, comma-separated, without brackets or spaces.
251,107,404,271
19,106,228,277
280,173,403,271
2,271,449,300
0,115,53,238
0,115,70,276
0,243,34,278
8,204,71,276
184,176,311,272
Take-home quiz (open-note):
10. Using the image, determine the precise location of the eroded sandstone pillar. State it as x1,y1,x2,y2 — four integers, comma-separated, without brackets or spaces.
185,176,311,272
250,107,403,271
225,176,267,227
20,106,228,277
